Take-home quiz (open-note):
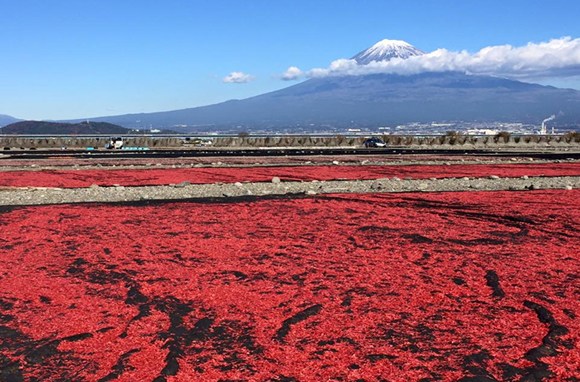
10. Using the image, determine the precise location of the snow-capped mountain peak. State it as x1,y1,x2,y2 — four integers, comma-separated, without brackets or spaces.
352,39,424,65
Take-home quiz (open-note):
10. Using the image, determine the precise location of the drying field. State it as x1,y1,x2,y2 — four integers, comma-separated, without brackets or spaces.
1,188,579,381
1,162,579,188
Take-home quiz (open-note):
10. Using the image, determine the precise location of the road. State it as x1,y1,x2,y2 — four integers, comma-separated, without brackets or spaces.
3,147,580,160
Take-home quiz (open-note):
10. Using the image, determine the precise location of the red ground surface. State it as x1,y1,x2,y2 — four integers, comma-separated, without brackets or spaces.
1,162,579,188
0,190,578,381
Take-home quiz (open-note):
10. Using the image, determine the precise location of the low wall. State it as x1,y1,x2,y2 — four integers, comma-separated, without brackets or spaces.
1,134,579,150
0,136,183,150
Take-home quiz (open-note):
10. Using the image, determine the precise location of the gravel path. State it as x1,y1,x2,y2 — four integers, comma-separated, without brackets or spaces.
0,155,576,172
1,175,577,206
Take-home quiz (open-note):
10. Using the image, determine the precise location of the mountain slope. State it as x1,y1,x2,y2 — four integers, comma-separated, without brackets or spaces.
64,39,580,132
0,121,131,135
0,114,21,128
75,72,580,131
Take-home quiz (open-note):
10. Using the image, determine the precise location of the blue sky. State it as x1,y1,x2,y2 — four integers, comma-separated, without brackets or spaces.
2,0,580,120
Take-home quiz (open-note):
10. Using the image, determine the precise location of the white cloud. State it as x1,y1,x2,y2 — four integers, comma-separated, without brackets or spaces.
281,66,304,81
302,37,580,80
223,71,255,83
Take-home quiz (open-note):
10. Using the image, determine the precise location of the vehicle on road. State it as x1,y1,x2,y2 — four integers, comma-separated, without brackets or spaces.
194,138,213,147
363,137,387,148
183,137,214,147
105,137,124,149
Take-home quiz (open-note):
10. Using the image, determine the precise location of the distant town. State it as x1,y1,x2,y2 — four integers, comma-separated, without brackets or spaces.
153,120,577,137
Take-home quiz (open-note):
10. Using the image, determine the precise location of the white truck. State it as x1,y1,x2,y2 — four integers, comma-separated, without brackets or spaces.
105,137,124,149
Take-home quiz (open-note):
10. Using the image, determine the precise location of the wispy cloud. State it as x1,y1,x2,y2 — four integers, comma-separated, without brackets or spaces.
223,71,255,83
286,37,580,81
281,66,304,81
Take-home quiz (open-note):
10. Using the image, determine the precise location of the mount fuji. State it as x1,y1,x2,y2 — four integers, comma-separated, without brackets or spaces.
67,39,580,132
352,39,424,64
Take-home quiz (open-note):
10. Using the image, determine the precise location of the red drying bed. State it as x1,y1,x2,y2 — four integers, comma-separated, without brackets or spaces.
1,162,579,188
1,190,578,381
